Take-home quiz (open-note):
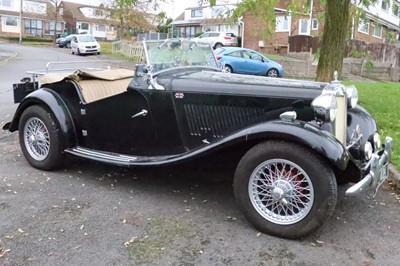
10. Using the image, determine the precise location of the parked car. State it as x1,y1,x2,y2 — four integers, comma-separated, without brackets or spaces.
215,47,284,77
3,39,392,239
71,34,101,55
55,33,68,46
57,34,76,48
192,32,238,49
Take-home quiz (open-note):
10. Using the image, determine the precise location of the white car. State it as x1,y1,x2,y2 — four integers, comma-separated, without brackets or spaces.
71,35,101,55
192,32,238,49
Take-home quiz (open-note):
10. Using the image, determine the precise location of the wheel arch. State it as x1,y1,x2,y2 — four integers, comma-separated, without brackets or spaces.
212,120,349,171
8,88,77,149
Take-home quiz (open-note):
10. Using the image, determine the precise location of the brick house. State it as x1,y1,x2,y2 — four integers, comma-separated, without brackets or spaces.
59,1,118,40
243,0,400,54
0,0,65,38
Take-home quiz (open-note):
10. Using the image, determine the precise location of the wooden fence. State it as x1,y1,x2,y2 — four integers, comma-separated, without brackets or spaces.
112,41,145,62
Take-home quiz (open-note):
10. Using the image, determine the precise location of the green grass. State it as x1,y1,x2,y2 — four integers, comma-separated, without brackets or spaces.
99,41,112,54
345,81,399,169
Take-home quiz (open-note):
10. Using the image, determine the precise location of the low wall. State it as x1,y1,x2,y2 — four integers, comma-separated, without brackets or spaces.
278,58,400,81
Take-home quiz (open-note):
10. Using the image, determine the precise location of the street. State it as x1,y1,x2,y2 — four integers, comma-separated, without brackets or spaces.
0,44,400,266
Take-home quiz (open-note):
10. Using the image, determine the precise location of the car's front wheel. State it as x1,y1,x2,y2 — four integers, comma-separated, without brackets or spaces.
234,141,337,239
18,106,64,170
266,68,279,77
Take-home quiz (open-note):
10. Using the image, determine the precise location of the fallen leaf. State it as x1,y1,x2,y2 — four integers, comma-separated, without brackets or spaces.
17,228,24,233
256,232,261,237
316,240,324,245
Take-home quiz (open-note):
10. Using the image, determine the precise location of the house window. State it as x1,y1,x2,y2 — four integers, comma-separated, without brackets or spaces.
275,16,290,32
44,21,63,35
3,16,18,26
98,25,106,32
0,0,12,8
312,19,318,30
393,3,399,17
191,9,202,18
25,19,43,35
80,22,89,30
381,0,390,12
94,9,103,16
299,19,310,35
373,24,382,38
358,19,369,34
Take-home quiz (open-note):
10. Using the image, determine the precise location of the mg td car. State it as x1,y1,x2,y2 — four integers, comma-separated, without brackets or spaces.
3,39,393,239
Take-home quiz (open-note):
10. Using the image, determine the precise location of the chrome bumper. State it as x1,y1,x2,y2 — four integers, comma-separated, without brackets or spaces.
346,137,393,196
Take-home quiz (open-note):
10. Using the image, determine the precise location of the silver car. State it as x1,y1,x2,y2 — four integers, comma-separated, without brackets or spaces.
71,35,101,55
193,32,238,49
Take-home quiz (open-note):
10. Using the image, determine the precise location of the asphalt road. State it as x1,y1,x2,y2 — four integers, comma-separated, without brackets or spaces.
0,44,400,266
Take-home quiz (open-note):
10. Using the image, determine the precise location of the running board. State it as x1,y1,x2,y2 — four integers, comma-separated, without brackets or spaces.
65,147,178,166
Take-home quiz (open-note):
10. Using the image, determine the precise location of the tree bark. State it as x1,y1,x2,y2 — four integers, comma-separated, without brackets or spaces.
316,0,351,82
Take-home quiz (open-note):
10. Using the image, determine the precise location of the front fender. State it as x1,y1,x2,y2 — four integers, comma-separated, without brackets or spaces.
7,88,76,149
222,120,349,170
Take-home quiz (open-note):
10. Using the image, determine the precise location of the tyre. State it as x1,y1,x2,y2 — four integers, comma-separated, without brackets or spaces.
71,48,74,55
77,48,81,55
224,65,233,73
18,106,64,170
214,43,223,49
266,68,279,77
233,141,337,239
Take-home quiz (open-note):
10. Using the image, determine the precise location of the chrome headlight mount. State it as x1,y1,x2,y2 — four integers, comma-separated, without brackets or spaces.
311,94,338,123
313,71,348,145
345,85,359,108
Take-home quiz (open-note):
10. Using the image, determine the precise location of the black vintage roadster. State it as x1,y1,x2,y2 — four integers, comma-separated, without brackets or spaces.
3,39,392,239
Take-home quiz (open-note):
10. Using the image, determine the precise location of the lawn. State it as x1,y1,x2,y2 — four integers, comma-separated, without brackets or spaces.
99,41,112,54
345,81,399,169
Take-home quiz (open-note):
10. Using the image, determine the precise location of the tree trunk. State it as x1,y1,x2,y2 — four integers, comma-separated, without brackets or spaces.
316,0,351,82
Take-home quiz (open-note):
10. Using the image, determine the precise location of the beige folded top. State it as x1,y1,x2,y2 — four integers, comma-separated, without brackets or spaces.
40,69,135,103
40,68,135,86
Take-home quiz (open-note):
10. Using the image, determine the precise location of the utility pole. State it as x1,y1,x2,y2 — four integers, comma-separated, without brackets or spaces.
19,0,23,44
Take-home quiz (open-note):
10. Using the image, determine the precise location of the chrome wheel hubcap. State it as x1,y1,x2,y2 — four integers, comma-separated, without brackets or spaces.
249,159,314,225
24,117,50,161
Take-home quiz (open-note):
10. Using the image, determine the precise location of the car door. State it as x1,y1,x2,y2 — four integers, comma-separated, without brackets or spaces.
71,36,78,53
224,51,246,73
197,32,210,45
246,51,268,75
81,88,157,156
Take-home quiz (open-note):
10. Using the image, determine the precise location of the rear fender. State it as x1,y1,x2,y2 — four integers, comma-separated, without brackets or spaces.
7,88,77,149
223,120,349,170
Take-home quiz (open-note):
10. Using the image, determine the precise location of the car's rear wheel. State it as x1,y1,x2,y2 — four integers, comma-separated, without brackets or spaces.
233,141,337,239
224,65,233,73
266,68,279,77
71,49,74,55
19,106,64,170
214,43,223,49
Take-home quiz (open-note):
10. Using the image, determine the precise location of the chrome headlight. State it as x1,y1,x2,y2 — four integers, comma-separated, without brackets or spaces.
364,141,373,160
345,85,358,108
311,94,338,123
372,132,381,150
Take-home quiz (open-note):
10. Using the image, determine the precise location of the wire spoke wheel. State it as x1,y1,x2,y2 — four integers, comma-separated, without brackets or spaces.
23,117,51,161
249,159,314,225
235,141,337,238
19,106,64,170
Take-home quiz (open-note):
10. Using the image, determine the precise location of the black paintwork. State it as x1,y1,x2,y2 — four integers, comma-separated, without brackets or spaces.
7,65,379,182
